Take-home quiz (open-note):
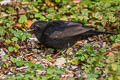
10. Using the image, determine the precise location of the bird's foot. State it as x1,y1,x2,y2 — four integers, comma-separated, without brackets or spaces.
53,49,67,58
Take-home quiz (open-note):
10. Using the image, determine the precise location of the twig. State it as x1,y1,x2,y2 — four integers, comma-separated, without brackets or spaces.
0,10,29,17
0,10,29,24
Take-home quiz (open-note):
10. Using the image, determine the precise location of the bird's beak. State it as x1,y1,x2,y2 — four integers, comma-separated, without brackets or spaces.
26,29,35,33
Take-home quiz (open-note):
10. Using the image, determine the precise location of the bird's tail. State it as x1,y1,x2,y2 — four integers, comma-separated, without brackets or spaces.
89,30,117,35
80,30,117,39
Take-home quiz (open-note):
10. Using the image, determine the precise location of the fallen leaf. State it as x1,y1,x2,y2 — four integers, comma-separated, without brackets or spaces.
106,52,114,56
50,58,56,63
15,20,33,30
112,42,120,48
27,20,33,28
45,0,55,7
72,0,80,3
54,57,66,67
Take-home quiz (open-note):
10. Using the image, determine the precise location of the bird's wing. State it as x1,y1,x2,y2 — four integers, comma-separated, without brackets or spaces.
45,21,92,39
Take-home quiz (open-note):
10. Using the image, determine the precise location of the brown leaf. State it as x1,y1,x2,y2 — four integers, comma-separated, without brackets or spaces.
112,42,120,48
106,52,114,56
15,20,33,30
27,20,33,28
45,0,55,7
72,0,80,3
50,58,56,62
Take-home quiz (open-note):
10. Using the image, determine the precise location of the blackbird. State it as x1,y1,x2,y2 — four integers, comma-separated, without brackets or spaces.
27,20,116,49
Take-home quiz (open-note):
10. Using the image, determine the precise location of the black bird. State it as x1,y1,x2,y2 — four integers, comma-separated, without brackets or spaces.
27,20,116,49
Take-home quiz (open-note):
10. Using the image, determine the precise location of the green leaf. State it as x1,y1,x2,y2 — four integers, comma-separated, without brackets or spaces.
0,27,4,36
11,37,18,42
78,49,84,55
81,9,89,16
13,47,18,53
55,68,65,74
36,64,44,70
81,56,85,61
55,0,61,3
35,13,42,18
62,0,69,3
35,13,46,20
68,78,75,80
84,43,91,49
5,39,11,44
47,67,55,74
11,58,24,67
3,55,9,59
38,0,42,2
16,60,24,67
99,47,107,52
48,48,54,53
8,46,14,52
47,8,55,13
21,35,26,41
33,7,39,12
19,15,27,24
111,64,118,71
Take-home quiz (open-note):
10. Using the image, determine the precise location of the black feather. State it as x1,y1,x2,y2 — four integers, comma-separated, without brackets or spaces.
28,20,117,49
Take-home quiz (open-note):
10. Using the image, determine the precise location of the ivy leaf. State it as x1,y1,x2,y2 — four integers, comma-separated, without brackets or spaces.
55,0,61,3
8,46,14,52
19,15,27,24
21,35,26,41
111,64,117,71
5,39,11,44
0,27,4,36
11,37,18,42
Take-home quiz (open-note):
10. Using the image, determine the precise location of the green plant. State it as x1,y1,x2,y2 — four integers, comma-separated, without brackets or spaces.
6,58,65,80
104,52,120,80
0,0,120,79
72,43,108,79
0,16,31,53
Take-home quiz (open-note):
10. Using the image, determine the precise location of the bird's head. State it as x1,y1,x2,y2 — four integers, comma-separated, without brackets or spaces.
27,21,48,40
27,21,48,34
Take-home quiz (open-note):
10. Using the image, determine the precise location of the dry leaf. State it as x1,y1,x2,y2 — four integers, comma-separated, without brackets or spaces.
27,20,33,28
72,0,80,3
106,52,114,56
112,42,120,48
50,58,56,62
45,0,55,7
54,57,66,67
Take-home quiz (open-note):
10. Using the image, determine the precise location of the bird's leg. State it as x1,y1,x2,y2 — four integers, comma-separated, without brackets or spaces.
53,43,70,58
53,49,67,58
